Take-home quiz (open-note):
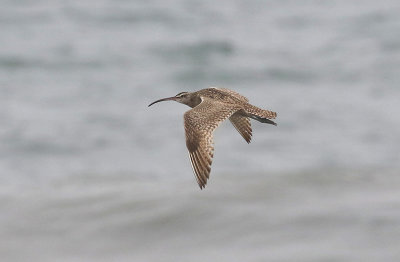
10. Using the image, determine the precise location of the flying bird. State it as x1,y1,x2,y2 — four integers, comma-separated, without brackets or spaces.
148,87,277,189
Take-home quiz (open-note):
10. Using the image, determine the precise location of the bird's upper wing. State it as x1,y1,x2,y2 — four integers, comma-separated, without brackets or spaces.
184,99,240,189
229,111,252,144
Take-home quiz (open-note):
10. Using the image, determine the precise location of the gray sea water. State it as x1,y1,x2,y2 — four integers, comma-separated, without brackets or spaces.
1,0,400,261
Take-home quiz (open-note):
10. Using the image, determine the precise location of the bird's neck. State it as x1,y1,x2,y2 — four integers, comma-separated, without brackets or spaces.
185,95,202,108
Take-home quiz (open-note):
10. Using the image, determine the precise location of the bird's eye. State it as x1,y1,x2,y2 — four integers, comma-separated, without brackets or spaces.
176,93,187,98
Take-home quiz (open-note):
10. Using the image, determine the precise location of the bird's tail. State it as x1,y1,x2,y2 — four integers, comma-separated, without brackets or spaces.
244,104,277,126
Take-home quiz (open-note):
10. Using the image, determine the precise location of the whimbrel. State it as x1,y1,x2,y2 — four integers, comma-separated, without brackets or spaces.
148,87,277,189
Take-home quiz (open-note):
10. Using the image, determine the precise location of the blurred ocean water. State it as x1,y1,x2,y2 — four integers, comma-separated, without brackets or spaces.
1,0,400,261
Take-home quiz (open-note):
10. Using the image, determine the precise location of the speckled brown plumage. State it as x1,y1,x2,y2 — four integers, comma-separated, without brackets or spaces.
184,100,241,188
148,87,277,189
229,111,252,144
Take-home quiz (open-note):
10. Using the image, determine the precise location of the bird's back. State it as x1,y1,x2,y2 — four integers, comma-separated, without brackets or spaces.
195,87,249,105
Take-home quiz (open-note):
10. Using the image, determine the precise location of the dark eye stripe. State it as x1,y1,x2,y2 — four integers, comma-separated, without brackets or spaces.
176,92,187,97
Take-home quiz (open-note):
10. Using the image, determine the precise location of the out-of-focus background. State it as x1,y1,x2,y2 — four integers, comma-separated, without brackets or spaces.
1,0,400,261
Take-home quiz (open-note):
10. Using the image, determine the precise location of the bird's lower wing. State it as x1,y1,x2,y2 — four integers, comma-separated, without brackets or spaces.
229,111,252,143
184,99,240,189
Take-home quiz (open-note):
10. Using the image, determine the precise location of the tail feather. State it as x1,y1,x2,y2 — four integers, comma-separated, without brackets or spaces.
248,115,277,125
244,104,277,125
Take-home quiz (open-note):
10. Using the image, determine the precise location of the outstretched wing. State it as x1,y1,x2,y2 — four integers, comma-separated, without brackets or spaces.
184,99,240,189
229,111,252,143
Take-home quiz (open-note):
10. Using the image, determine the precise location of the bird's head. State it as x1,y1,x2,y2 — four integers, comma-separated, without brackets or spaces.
148,91,201,108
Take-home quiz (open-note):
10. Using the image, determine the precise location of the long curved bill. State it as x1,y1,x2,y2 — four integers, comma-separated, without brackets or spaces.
148,96,176,107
